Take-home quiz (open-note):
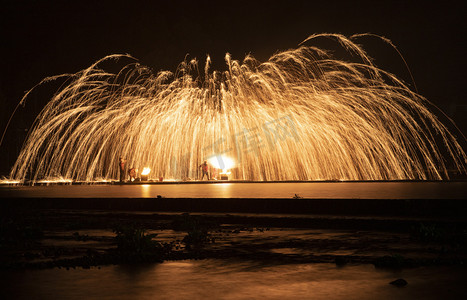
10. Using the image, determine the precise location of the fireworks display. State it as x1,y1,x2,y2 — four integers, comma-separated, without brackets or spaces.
7,34,466,182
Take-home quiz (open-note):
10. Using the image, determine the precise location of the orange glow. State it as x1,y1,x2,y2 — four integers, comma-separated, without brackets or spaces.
208,155,235,174
141,167,151,176
0,178,21,185
7,34,466,182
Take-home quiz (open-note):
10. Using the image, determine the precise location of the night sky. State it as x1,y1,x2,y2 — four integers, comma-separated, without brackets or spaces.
0,0,465,174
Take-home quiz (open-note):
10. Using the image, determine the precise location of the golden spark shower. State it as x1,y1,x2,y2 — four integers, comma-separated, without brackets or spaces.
6,34,467,182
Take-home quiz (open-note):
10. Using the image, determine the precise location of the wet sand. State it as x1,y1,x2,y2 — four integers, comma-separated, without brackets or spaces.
1,206,466,269
1,196,467,299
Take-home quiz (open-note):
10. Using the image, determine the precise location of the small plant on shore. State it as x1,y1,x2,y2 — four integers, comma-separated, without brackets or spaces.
172,213,216,250
182,229,214,250
113,224,159,255
411,222,467,248
72,232,89,241
412,223,443,242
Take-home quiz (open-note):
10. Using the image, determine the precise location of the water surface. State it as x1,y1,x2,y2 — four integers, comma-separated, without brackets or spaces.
1,260,466,299
1,182,465,199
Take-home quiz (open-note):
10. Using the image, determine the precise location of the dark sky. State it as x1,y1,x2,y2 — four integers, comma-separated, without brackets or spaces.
0,0,465,173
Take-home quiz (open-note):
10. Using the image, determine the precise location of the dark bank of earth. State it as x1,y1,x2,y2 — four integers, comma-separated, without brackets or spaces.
1,204,466,270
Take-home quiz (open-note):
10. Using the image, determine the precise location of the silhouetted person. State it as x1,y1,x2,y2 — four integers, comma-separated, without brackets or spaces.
119,157,126,182
199,160,210,180
128,167,136,182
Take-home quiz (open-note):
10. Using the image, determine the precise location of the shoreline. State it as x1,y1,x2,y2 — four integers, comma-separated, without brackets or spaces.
2,194,466,271
2,197,467,217
1,208,466,270
1,178,467,186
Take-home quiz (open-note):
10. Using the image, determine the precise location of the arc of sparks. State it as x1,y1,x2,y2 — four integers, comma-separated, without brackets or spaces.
7,34,467,182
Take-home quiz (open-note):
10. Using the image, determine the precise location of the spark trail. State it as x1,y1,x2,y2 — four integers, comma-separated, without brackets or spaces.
7,34,467,182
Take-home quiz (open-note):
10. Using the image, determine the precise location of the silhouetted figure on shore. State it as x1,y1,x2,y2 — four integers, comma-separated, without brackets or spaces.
199,160,210,180
128,167,136,182
119,157,126,182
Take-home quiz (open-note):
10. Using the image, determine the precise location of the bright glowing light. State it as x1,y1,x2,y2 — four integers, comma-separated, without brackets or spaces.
162,178,178,182
92,177,111,183
141,167,151,176
208,155,235,173
5,34,466,182
141,184,151,197
36,176,73,185
0,178,21,185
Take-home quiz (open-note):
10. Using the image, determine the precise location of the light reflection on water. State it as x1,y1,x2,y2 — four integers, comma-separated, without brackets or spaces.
0,182,466,199
1,260,467,299
140,184,151,198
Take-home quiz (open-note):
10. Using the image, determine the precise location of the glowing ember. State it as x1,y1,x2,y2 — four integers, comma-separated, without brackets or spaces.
208,155,235,174
4,34,466,182
36,176,73,185
0,178,21,185
141,167,151,176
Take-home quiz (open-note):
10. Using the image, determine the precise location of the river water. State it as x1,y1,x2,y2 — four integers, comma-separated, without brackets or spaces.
1,260,466,299
1,181,466,198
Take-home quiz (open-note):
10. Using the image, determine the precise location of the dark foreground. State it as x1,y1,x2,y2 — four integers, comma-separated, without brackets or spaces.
1,197,467,269
1,197,467,299
2,197,467,216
